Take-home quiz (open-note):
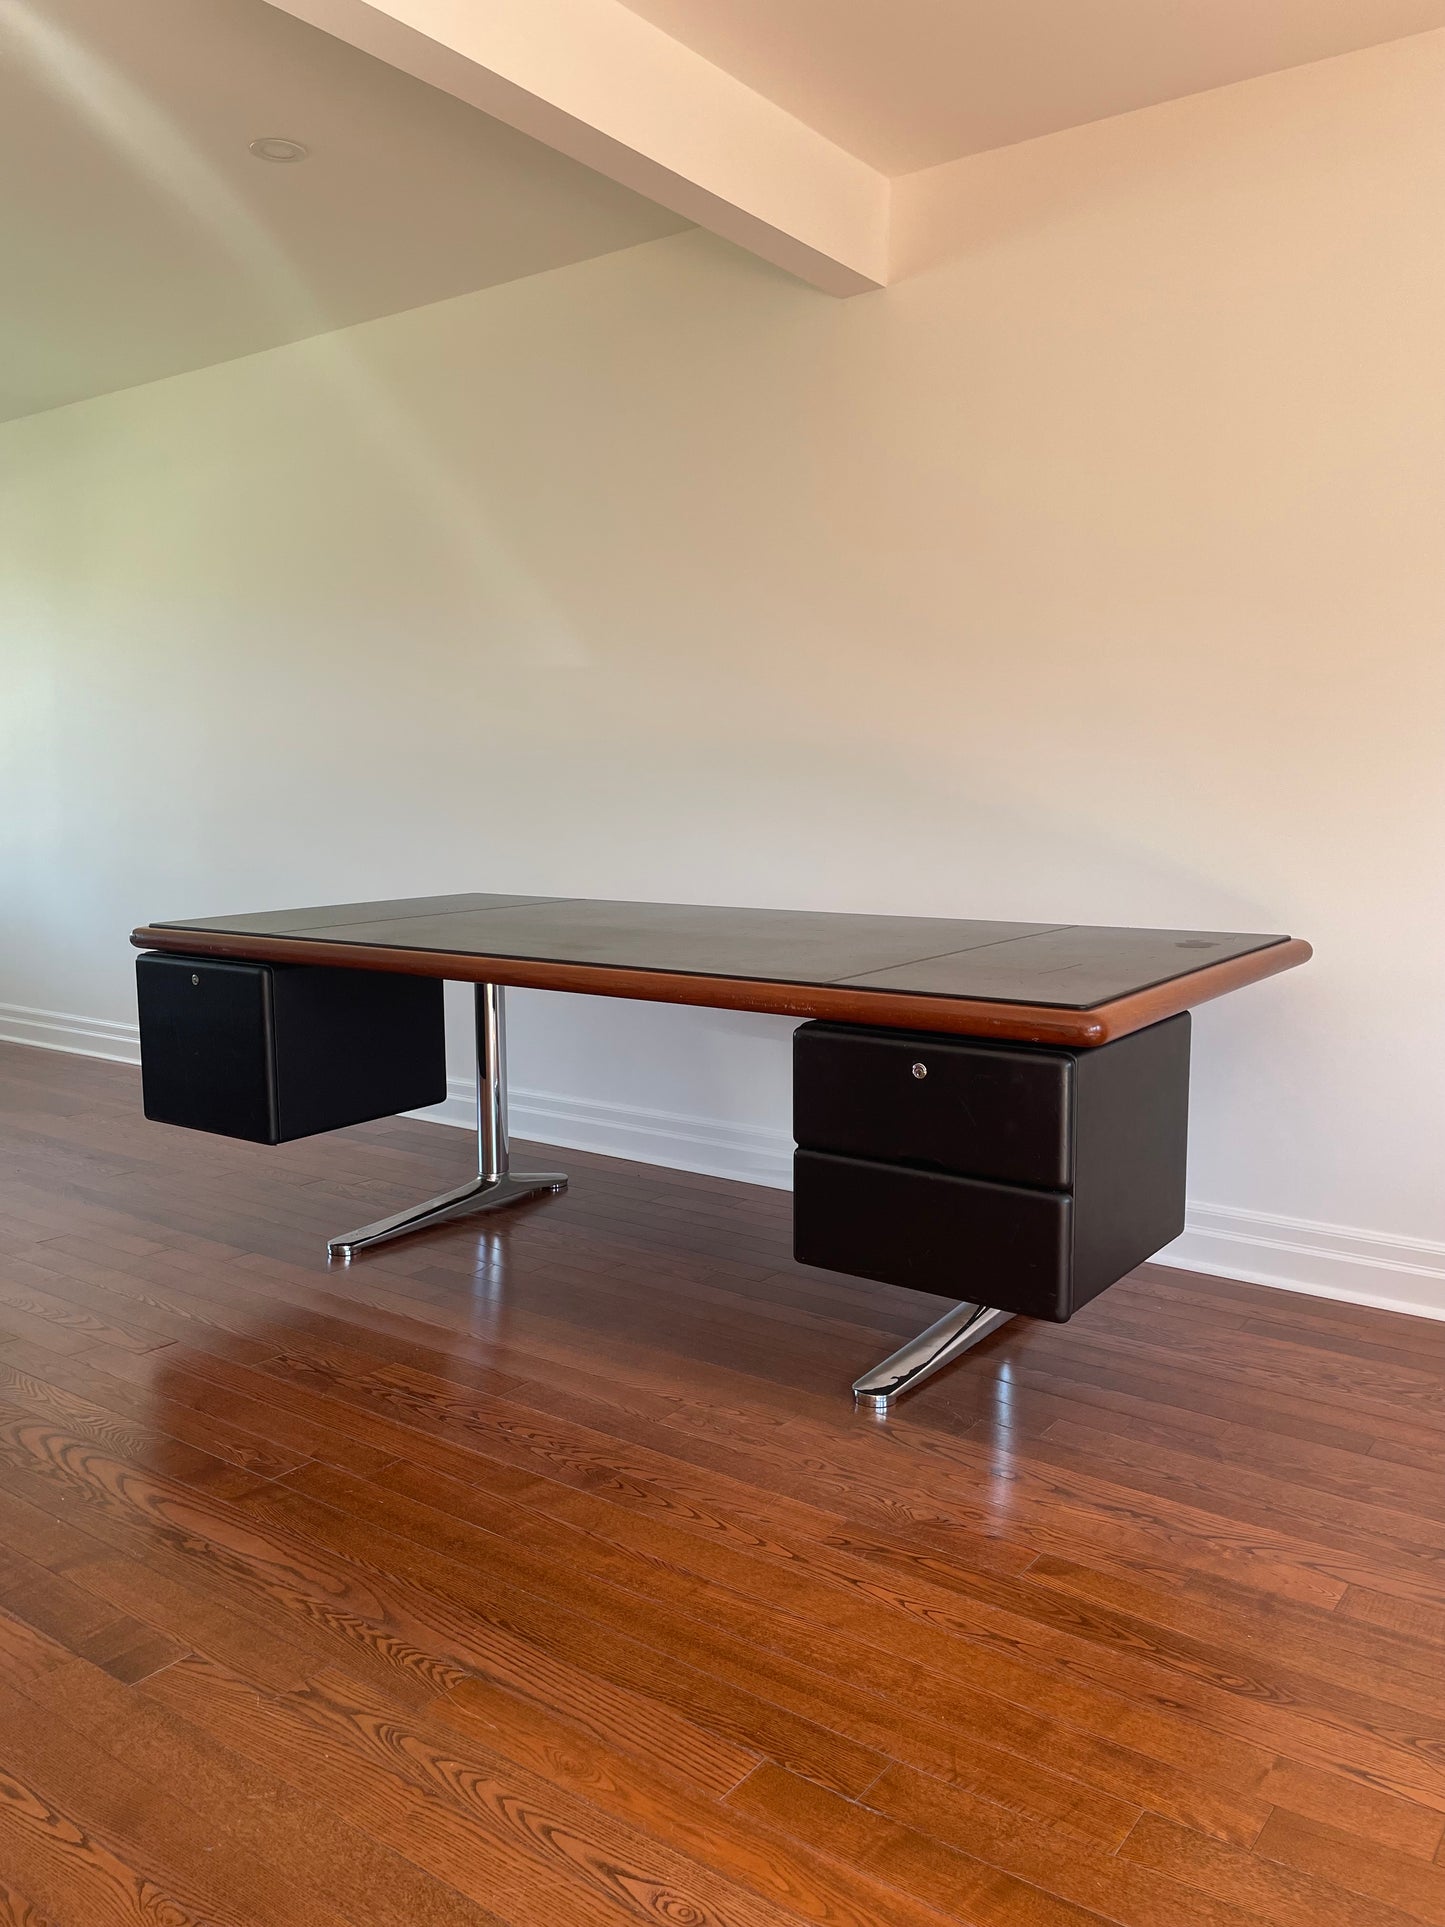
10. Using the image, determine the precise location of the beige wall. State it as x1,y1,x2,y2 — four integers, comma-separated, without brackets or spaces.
4,31,1444,1309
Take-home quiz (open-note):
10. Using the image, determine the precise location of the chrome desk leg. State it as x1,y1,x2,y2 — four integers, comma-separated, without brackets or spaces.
853,1301,1014,1414
328,983,567,1261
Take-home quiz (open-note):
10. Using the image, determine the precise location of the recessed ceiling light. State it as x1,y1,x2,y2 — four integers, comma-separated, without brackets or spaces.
248,137,309,162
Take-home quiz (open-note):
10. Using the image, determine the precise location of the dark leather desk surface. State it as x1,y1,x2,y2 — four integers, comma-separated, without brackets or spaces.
135,895,1311,1048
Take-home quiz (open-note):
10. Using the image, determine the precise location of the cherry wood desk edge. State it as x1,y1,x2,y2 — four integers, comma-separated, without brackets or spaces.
129,927,1313,1048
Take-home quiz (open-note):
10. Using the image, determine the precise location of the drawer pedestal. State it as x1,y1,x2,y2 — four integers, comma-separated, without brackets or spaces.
136,953,446,1144
794,1014,1190,1399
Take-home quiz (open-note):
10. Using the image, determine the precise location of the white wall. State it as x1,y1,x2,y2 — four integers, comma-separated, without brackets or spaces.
5,32,1445,1312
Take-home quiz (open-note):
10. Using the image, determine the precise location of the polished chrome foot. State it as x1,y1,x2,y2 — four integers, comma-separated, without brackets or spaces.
853,1301,1014,1413
328,1170,567,1261
327,981,567,1261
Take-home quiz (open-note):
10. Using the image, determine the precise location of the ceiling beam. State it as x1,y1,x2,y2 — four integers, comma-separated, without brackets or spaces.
260,0,889,295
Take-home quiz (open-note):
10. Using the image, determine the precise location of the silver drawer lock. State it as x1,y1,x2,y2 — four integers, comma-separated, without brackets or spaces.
911,1061,928,1079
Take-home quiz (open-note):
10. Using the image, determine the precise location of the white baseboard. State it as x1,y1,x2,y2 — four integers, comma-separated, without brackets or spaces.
1156,1203,1445,1323
6,1000,1445,1321
0,1001,143,1063
413,1076,795,1190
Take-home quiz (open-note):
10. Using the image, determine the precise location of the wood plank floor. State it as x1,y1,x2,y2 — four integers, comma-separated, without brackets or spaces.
2,1041,1443,1927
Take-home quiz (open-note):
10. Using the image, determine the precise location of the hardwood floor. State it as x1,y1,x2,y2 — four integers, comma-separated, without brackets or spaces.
1,1040,1443,1927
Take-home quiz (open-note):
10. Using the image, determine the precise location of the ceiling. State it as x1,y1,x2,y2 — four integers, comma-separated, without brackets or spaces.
617,0,1445,174
8,0,1445,422
0,0,688,423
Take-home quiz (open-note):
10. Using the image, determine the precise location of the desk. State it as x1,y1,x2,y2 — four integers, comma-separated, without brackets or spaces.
132,896,1310,1406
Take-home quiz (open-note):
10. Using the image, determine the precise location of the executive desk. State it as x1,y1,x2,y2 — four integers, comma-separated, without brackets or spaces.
131,896,1310,1407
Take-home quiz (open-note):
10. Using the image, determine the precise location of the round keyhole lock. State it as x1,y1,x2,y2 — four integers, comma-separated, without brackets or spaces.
911,1061,928,1079
191,974,200,985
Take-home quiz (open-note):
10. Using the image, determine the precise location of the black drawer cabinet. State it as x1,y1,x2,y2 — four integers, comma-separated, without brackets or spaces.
793,1014,1189,1320
136,953,446,1144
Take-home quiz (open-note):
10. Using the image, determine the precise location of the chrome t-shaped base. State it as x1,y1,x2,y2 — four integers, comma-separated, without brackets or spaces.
328,982,567,1261
326,1168,568,1262
853,1300,1014,1413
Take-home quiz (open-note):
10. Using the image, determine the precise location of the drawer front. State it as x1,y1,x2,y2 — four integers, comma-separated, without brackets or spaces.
794,1150,1074,1321
794,1022,1074,1188
137,954,278,1141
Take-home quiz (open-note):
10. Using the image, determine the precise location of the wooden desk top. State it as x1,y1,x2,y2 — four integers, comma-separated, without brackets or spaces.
132,894,1311,1047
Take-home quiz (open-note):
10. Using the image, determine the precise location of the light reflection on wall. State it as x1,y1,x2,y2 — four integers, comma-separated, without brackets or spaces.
0,0,581,663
